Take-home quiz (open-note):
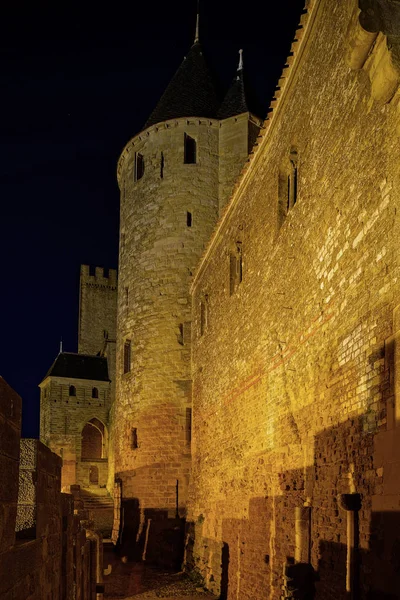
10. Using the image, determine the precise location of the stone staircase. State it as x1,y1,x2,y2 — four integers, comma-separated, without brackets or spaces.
80,487,114,537
81,488,114,509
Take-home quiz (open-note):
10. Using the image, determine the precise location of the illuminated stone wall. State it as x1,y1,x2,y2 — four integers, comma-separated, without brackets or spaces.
0,378,102,599
40,376,111,489
188,0,400,598
113,119,220,517
218,114,260,214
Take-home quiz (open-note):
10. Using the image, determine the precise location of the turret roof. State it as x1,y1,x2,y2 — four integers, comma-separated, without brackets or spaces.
218,51,262,120
42,352,110,383
144,42,220,129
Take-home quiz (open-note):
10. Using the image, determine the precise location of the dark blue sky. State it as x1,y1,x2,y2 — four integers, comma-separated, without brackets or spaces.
1,0,305,437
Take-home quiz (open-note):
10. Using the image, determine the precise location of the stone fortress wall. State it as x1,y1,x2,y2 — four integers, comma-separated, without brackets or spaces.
114,119,221,514
0,377,104,600
187,0,400,598
40,265,116,492
40,376,111,489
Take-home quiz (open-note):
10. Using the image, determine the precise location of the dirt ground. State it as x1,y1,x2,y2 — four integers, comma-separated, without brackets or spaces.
103,545,216,600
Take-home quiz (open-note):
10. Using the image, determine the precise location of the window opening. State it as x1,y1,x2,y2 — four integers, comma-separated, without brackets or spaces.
160,152,164,178
187,211,192,227
124,340,131,374
135,152,144,181
69,385,76,397
186,408,192,443
178,323,184,346
288,149,298,210
132,428,138,449
92,387,99,399
229,243,243,295
184,134,196,164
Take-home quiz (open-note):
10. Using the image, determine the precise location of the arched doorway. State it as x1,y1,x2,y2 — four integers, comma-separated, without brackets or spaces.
81,418,106,459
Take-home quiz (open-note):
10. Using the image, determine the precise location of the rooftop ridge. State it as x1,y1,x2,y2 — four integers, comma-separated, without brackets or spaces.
191,0,319,291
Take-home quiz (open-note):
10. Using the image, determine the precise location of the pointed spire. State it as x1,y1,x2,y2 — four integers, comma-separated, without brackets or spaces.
237,48,244,72
194,0,200,44
218,48,261,119
143,17,220,130
59,338,63,354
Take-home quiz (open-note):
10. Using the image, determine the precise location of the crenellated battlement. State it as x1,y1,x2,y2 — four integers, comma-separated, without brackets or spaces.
80,264,118,288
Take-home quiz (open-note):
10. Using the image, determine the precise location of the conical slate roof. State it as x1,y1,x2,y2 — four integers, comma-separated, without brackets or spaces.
218,51,262,120
144,42,220,129
218,69,249,119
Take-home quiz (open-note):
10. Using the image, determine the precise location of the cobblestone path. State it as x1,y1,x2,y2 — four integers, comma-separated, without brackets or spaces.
103,546,216,600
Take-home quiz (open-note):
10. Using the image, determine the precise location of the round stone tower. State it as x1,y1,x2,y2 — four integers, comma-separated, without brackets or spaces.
112,17,263,550
113,33,221,521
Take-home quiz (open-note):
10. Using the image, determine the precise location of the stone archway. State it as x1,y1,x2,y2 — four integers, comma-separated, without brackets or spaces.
81,418,106,459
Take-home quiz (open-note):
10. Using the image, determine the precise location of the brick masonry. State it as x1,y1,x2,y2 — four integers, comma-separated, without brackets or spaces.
188,0,400,598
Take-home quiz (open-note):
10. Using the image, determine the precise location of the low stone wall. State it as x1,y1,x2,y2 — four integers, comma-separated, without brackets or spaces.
0,377,104,600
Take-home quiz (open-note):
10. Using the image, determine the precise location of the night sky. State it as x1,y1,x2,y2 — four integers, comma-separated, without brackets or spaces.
1,0,305,438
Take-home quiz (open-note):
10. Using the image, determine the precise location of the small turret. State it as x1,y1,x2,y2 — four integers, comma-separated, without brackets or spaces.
218,49,263,212
144,5,219,129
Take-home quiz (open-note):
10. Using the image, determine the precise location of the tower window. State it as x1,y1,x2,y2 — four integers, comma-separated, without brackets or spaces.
229,243,243,295
186,408,192,443
135,152,144,181
187,211,192,227
132,428,138,449
184,134,196,164
123,340,131,374
288,148,298,210
178,323,184,345
160,151,164,179
69,385,76,397
92,387,99,399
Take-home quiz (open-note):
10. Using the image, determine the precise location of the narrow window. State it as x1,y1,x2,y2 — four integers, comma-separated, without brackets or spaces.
132,428,138,449
187,211,192,227
184,134,196,164
237,243,243,285
69,385,76,397
230,253,237,295
278,148,298,229
160,151,164,179
123,340,131,374
186,408,192,443
178,323,184,345
92,387,98,399
135,152,144,181
288,149,298,210
229,243,243,295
